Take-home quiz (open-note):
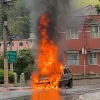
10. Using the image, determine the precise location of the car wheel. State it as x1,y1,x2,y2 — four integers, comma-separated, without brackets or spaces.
68,79,73,88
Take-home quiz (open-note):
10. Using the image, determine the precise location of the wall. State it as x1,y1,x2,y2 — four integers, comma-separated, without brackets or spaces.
60,15,100,74
0,39,32,55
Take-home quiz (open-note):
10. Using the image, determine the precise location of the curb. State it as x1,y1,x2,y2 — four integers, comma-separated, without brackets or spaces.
73,76,100,80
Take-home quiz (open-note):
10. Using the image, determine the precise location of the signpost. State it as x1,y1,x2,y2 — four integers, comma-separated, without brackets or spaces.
8,51,17,63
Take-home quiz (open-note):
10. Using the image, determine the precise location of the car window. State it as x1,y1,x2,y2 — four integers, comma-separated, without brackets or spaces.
64,68,69,74
67,68,71,73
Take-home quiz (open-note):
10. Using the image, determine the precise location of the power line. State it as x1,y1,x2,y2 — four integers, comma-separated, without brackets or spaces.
26,0,48,12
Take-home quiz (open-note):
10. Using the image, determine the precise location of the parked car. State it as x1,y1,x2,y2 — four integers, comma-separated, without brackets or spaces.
35,67,73,88
59,67,73,88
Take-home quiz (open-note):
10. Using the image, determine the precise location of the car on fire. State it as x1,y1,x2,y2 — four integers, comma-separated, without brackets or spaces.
58,67,73,88
35,67,73,88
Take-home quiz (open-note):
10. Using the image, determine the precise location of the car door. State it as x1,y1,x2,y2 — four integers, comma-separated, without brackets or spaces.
61,68,69,82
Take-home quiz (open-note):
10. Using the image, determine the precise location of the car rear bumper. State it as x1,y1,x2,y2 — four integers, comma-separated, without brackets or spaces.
36,81,50,84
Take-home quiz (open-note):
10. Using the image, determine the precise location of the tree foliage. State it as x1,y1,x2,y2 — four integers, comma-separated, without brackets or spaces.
15,49,35,80
95,0,100,14
0,49,35,80
8,0,30,38
0,68,14,84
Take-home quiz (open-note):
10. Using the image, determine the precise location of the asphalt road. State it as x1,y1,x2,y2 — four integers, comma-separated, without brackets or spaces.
0,79,100,100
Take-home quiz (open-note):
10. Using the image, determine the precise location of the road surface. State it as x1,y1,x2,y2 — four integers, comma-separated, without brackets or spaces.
0,79,100,100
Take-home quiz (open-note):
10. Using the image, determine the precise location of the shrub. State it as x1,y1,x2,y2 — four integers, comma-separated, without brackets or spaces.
24,64,36,80
0,69,4,84
0,69,14,84
8,71,14,83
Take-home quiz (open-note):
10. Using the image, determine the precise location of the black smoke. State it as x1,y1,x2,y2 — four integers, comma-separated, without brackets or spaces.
36,3,59,45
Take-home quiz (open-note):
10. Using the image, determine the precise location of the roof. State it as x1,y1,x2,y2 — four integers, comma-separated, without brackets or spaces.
57,5,100,32
59,5,98,18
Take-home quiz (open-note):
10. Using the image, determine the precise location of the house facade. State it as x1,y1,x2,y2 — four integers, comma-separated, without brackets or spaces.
0,39,33,55
58,5,100,74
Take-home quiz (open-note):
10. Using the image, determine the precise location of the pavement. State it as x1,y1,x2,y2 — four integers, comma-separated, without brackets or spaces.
79,91,100,100
0,87,32,92
0,79,100,99
0,90,31,99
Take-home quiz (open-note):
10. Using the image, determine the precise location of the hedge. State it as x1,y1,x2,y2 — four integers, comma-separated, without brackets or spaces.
0,69,14,84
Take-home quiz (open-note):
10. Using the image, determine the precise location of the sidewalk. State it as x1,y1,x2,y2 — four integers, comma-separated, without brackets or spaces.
0,87,32,92
73,74,100,80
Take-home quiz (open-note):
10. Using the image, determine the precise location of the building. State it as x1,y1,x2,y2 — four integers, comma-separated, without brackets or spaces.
58,5,100,75
0,39,32,55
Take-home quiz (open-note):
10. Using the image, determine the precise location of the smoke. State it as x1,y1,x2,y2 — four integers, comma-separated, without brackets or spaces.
24,0,86,63
23,0,81,60
24,0,77,34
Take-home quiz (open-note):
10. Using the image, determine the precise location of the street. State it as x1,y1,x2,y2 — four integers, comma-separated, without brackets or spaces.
0,79,100,100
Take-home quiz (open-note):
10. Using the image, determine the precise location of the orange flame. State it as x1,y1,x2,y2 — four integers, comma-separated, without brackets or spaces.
32,13,63,89
32,89,63,100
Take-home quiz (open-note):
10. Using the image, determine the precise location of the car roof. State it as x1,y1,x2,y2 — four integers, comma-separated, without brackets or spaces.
63,67,69,69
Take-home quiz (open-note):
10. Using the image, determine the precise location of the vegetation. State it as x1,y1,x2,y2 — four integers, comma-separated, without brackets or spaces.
8,0,30,38
0,49,35,83
95,0,100,14
0,69,14,84
15,49,35,80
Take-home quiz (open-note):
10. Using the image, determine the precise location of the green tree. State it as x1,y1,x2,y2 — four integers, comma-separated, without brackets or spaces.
15,49,35,80
8,0,30,38
0,56,4,69
95,0,100,14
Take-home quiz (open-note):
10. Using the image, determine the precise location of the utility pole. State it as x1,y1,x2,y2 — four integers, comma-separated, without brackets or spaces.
2,0,13,87
83,25,87,77
2,0,9,87
3,21,8,87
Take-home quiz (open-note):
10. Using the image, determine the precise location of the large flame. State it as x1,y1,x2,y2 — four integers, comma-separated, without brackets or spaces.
32,89,63,100
32,13,63,89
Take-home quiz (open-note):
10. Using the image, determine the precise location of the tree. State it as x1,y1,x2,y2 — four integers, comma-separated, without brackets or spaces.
0,56,4,69
95,0,100,14
15,49,35,80
8,0,30,39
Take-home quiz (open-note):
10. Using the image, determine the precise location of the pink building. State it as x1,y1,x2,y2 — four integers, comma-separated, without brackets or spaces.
0,39,32,55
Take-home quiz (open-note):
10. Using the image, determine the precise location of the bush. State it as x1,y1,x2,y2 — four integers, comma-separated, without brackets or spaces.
15,49,34,76
0,69,4,84
0,69,14,84
24,64,36,80
8,71,14,83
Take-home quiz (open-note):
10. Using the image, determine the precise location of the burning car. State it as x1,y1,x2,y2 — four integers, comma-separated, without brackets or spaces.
34,67,73,89
59,67,73,88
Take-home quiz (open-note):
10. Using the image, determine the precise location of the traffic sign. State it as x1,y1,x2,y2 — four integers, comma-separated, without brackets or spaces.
8,51,17,63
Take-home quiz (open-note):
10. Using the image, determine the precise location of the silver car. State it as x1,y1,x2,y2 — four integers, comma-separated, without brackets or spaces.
59,67,73,88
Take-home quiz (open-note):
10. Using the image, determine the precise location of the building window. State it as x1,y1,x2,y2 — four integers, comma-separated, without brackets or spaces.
12,43,14,46
66,27,78,39
67,53,79,65
90,26,100,38
19,42,23,46
89,53,97,65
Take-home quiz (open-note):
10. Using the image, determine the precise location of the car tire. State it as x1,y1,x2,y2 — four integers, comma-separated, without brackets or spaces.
68,79,73,88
